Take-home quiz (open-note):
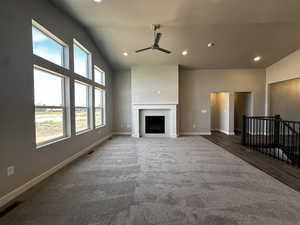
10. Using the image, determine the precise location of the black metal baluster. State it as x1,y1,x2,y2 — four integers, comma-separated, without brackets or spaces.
256,118,258,150
292,122,296,164
259,119,262,152
282,121,285,162
266,119,270,155
279,122,286,162
264,119,266,154
298,125,300,168
250,117,252,149
272,118,275,158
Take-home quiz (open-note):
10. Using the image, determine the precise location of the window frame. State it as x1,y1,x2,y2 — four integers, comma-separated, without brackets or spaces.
33,65,70,148
94,65,105,86
32,20,69,69
94,87,106,128
74,80,93,134
73,39,92,79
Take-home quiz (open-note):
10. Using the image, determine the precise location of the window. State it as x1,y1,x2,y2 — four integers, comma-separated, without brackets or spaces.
74,40,91,78
32,20,68,67
94,66,105,85
95,88,105,127
34,67,68,146
75,81,92,133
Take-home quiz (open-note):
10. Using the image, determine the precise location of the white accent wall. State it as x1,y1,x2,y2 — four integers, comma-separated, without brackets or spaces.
131,65,179,104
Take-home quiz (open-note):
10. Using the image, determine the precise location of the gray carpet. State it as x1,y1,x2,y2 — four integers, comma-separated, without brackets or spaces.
1,136,300,225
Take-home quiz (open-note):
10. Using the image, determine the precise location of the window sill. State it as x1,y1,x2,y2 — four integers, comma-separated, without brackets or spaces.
95,125,106,129
76,129,92,136
36,136,70,150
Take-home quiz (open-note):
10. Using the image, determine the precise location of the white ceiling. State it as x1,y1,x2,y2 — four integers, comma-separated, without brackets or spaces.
51,0,300,71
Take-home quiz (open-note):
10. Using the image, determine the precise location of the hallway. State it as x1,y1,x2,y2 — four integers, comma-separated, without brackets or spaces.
1,136,300,225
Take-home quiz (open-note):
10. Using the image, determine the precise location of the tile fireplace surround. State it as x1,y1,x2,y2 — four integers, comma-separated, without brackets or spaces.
132,104,178,138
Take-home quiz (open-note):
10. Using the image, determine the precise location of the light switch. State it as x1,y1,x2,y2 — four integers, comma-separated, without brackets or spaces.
7,166,15,176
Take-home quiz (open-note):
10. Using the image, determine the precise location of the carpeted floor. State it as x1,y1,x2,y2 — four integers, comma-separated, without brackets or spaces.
1,136,300,225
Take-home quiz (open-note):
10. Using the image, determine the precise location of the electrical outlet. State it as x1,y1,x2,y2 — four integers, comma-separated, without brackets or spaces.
193,124,196,129
7,166,15,177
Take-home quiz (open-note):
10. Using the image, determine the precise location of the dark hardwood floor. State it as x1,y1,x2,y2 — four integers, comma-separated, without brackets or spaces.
202,131,300,193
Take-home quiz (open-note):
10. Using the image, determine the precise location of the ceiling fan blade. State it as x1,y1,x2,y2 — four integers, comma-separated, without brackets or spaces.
154,32,162,46
135,47,152,53
157,47,171,54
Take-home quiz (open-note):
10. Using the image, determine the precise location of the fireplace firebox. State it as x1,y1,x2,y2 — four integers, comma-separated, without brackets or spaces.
145,116,165,134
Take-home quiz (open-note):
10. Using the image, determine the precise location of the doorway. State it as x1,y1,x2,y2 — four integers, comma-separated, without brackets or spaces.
210,92,252,135
210,92,232,135
234,92,252,134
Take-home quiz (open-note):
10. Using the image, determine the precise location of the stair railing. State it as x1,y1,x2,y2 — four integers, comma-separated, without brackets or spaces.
241,115,300,168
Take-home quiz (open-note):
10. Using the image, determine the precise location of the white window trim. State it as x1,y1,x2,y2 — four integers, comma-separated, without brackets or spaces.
73,39,92,79
94,88,106,128
75,80,93,134
32,20,69,69
33,65,70,148
94,65,105,86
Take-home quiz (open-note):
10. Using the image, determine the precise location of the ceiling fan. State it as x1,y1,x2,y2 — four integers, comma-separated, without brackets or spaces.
136,24,171,54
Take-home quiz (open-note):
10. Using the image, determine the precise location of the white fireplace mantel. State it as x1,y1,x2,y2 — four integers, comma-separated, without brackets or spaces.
132,104,178,138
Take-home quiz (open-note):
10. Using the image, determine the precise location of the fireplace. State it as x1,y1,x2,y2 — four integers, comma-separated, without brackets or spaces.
132,104,178,138
145,116,165,134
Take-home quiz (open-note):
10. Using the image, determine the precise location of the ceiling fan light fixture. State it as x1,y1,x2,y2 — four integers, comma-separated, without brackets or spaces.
123,52,128,56
135,24,171,54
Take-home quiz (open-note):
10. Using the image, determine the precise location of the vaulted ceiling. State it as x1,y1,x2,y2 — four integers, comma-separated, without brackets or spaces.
51,0,300,71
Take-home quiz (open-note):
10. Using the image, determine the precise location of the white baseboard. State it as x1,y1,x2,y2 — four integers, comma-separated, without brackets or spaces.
112,132,131,136
180,132,212,136
0,134,112,208
214,129,235,136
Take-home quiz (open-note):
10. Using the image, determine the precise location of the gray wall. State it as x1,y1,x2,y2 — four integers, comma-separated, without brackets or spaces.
112,68,265,134
112,71,132,133
0,0,112,199
131,65,179,104
179,69,265,134
266,49,300,84
270,78,300,121
266,49,300,115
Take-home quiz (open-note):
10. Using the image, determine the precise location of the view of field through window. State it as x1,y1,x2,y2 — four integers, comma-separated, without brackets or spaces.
75,82,90,133
35,109,64,144
95,88,105,127
33,22,106,146
34,68,66,145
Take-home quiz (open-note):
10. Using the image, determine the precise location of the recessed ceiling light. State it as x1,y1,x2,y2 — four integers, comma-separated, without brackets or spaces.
123,52,128,56
182,50,188,56
94,0,102,3
208,42,215,47
254,56,262,62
